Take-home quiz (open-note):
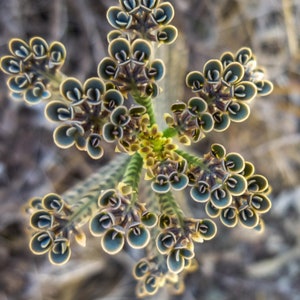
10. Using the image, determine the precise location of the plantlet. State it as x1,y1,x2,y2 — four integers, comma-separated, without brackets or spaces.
0,0,273,297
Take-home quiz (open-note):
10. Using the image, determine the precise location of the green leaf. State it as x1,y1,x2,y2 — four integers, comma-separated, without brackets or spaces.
188,97,207,115
0,56,22,74
97,57,117,80
203,59,223,83
107,7,132,29
141,212,158,228
102,89,124,111
239,207,259,228
147,59,165,81
227,101,250,122
167,249,185,273
87,134,104,159
30,231,54,255
83,77,105,105
89,211,115,236
29,37,49,59
132,39,152,63
157,25,178,45
186,71,205,92
250,194,272,213
108,38,131,63
156,231,176,254
225,152,245,173
254,80,273,96
45,101,73,122
235,47,253,65
9,38,31,61
210,186,232,209
133,259,150,279
247,175,269,193
211,143,226,159
220,51,234,67
126,224,150,249
30,210,54,230
190,181,210,203
60,77,84,105
101,227,125,255
195,219,217,240
152,2,174,25
48,41,66,69
222,62,244,86
42,193,64,212
234,81,257,102
48,238,71,265
220,206,238,227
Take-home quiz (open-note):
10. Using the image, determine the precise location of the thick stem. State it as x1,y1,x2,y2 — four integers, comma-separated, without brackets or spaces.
64,154,130,226
156,191,185,226
133,94,156,126
121,152,143,192
175,148,204,166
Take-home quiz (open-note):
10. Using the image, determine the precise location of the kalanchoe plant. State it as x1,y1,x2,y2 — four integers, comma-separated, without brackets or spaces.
0,0,273,297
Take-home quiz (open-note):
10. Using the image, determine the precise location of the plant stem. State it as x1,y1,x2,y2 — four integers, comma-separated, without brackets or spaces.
64,154,130,226
156,191,185,227
133,94,156,126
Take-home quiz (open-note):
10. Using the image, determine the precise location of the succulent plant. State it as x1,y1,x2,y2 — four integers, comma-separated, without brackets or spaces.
0,0,273,297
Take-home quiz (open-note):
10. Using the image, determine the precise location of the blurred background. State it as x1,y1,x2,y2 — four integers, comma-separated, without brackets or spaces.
0,0,299,299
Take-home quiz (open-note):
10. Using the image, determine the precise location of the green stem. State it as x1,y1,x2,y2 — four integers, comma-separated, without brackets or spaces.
133,94,156,126
175,148,205,167
64,154,130,226
120,153,144,209
156,191,185,226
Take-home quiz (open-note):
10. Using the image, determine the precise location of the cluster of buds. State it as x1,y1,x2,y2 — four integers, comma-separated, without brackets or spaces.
0,37,66,103
106,0,177,44
89,187,157,254
27,193,77,265
165,47,273,144
186,144,271,231
0,0,274,298
98,37,165,97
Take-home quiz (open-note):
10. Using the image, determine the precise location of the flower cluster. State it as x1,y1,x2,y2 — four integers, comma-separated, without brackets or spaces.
27,193,77,265
106,0,177,44
165,47,273,144
0,0,274,298
0,37,66,103
89,187,157,254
